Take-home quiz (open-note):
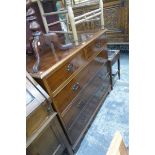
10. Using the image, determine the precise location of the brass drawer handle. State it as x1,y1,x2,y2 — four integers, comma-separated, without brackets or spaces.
72,82,80,92
66,63,74,72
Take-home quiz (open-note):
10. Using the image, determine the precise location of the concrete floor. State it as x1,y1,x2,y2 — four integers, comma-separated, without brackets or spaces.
76,53,129,155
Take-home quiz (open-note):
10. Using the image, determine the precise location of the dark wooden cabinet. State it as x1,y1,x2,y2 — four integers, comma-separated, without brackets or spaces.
26,73,73,155
27,30,111,152
27,115,72,155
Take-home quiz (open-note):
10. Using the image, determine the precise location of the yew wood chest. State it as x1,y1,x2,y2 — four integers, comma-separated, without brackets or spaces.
27,29,111,152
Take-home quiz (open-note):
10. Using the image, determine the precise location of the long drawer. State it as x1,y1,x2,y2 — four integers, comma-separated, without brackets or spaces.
67,70,110,145
45,51,87,93
53,53,108,114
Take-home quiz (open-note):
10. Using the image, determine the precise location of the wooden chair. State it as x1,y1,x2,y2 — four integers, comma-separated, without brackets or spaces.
106,131,128,155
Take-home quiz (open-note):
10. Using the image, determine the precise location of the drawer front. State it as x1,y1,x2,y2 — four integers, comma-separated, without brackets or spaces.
26,103,49,138
27,116,66,155
53,53,108,114
46,51,87,93
62,64,108,130
84,39,107,60
68,70,110,145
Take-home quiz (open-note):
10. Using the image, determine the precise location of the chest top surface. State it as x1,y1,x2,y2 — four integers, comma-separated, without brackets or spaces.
26,29,107,79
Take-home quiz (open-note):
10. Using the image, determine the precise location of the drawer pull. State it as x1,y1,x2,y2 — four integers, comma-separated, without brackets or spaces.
66,63,73,72
72,82,80,92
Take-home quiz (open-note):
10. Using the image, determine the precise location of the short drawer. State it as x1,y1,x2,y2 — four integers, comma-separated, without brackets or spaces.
46,51,87,93
53,53,108,114
84,39,107,60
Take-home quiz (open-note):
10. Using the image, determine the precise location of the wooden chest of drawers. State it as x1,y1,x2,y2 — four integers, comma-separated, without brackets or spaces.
27,29,111,152
26,73,73,155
